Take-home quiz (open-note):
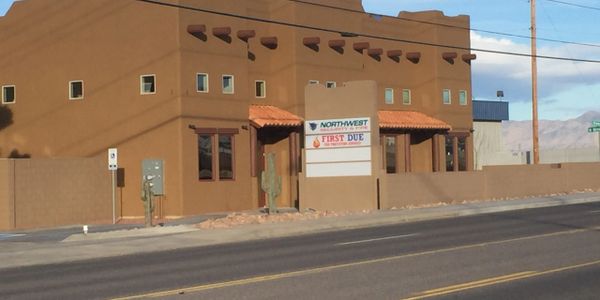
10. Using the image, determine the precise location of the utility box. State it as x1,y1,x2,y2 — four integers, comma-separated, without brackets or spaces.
142,159,164,195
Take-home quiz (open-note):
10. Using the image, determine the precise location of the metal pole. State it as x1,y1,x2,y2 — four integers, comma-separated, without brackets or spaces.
531,0,540,164
111,170,116,224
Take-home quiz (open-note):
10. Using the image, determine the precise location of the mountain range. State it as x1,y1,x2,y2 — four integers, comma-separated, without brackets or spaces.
502,111,600,151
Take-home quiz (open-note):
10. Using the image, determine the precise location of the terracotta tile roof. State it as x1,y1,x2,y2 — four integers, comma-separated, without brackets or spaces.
250,105,303,128
378,110,452,130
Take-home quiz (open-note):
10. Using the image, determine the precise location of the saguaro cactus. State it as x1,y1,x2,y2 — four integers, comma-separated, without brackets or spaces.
261,153,281,214
141,176,155,227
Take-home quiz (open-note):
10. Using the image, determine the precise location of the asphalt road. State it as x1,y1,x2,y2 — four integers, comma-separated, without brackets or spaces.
1,202,599,300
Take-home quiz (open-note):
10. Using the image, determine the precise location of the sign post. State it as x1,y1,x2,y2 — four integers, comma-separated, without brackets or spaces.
108,148,118,224
589,122,600,161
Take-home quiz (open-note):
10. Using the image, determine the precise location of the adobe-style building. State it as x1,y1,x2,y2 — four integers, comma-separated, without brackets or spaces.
0,0,475,219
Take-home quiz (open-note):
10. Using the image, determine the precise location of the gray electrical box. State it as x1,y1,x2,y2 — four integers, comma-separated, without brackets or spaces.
142,159,164,195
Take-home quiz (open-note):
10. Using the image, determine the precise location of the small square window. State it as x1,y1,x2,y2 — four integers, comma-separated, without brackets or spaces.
197,73,209,93
141,75,156,95
222,75,234,94
2,85,15,104
384,88,394,104
443,89,451,104
308,80,319,85
325,81,336,88
459,90,468,105
402,89,411,105
255,80,266,98
69,81,84,100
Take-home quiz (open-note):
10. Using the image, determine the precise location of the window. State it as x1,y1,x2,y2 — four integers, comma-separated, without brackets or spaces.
308,80,319,85
140,75,156,94
2,85,15,104
69,81,84,100
218,135,234,179
459,90,468,105
443,89,451,104
445,134,469,172
255,80,266,98
325,81,336,88
384,88,394,104
385,136,397,174
198,135,214,180
222,75,234,94
445,135,454,172
197,73,209,93
197,128,238,181
402,89,411,105
458,136,467,171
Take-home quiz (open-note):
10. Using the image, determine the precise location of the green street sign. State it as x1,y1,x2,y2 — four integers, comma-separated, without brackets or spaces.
593,121,600,127
588,127,600,133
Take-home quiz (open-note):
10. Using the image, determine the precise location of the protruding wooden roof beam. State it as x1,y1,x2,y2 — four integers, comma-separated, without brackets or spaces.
368,48,383,61
462,53,477,64
329,39,346,54
353,42,370,53
187,24,207,40
212,27,231,37
442,52,458,64
406,52,421,64
261,36,278,49
303,37,320,51
387,50,402,62
237,30,256,42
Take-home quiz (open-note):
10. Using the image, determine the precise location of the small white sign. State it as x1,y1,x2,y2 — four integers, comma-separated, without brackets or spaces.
108,148,118,171
305,117,370,134
306,132,371,149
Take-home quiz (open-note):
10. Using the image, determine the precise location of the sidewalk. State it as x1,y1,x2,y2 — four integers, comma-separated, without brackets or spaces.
1,192,599,270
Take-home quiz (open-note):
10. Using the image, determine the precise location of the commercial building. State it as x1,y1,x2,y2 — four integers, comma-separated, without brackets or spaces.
0,0,475,218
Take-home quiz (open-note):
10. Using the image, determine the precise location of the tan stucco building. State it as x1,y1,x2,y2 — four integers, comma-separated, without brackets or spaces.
0,0,475,218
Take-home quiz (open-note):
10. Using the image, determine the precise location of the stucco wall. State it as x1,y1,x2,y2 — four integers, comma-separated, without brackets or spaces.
386,162,600,208
0,158,111,230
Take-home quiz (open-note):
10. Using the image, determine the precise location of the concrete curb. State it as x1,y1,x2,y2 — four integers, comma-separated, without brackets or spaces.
1,194,599,270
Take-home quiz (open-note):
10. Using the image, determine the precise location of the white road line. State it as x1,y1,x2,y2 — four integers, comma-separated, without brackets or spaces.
336,233,419,246
588,210,600,214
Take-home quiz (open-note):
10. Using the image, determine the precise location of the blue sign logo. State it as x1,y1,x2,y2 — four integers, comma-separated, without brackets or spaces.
309,122,318,131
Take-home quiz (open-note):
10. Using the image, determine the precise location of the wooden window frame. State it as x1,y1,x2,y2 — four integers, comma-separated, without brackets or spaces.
196,73,209,93
195,128,239,181
384,88,394,105
140,74,156,95
69,80,84,100
2,85,16,104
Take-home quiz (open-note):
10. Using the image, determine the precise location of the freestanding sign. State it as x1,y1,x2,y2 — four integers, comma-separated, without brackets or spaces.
305,117,372,177
108,148,118,171
592,120,600,127
588,127,600,133
107,148,118,224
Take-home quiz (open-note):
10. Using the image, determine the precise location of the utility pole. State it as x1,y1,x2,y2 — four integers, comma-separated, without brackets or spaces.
531,0,540,164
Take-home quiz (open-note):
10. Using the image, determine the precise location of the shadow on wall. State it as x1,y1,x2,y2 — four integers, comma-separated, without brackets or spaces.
0,105,13,130
0,106,30,158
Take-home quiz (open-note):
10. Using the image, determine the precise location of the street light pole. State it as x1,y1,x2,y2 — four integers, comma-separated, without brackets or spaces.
531,0,540,164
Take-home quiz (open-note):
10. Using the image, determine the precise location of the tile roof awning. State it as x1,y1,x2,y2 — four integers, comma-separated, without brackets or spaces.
250,105,303,128
378,110,452,130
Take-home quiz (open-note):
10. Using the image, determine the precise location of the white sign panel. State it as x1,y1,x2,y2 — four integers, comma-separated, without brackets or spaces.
306,161,372,177
305,117,372,178
108,148,118,171
306,132,371,149
305,117,370,134
306,147,371,164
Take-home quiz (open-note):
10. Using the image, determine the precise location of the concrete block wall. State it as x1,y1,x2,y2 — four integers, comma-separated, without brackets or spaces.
0,157,112,230
386,162,600,208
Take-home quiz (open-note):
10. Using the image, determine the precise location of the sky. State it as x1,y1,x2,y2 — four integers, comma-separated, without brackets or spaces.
1,0,599,121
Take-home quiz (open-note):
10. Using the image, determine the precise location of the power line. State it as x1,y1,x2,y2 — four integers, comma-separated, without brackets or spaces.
135,0,600,64
289,0,600,49
544,0,600,11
